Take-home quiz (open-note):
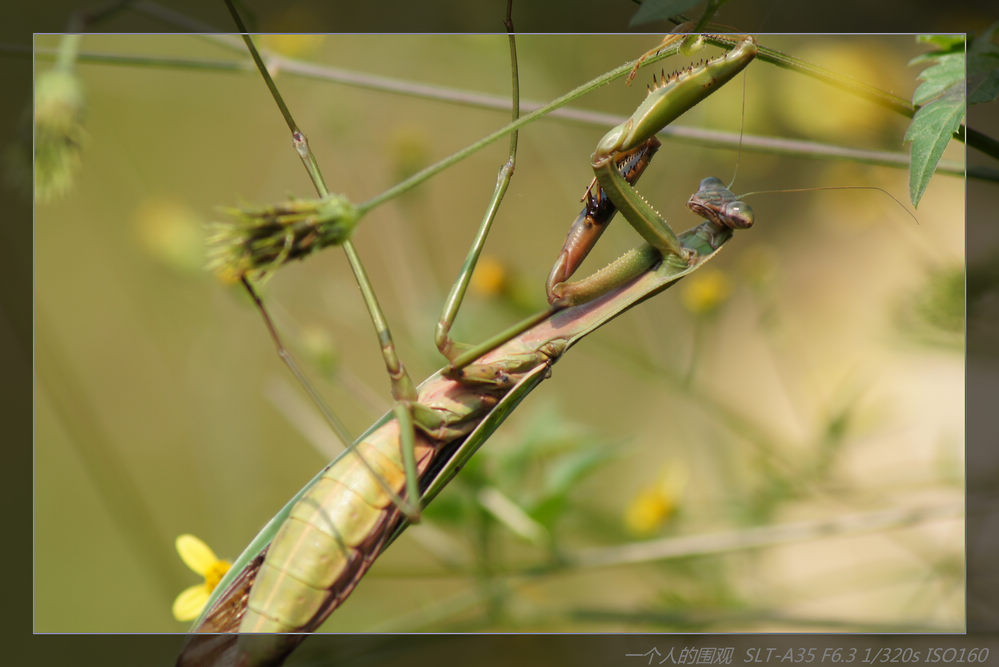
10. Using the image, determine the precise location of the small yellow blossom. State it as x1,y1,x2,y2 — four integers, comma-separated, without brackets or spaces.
260,34,325,59
301,325,340,377
623,465,688,536
470,256,508,297
681,268,731,316
172,534,231,622
390,127,431,182
135,198,205,274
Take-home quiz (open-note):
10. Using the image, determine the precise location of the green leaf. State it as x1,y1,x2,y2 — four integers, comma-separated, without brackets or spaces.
629,0,703,27
904,38,967,208
910,52,964,105
904,85,964,208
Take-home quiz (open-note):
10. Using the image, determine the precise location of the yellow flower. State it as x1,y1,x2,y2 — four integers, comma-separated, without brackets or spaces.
172,534,231,622
470,256,508,297
623,465,688,536
259,34,325,59
301,325,340,377
135,198,205,274
681,268,731,316
390,126,431,182
624,487,675,536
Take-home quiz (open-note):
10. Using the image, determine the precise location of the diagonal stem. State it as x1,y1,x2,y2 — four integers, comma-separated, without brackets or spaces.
223,0,416,404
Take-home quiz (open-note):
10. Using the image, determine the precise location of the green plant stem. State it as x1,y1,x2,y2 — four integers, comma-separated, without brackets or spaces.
434,12,522,362
358,44,682,213
224,0,416,404
555,501,964,571
54,34,81,71
706,35,994,162
369,500,961,632
222,0,420,518
20,44,974,179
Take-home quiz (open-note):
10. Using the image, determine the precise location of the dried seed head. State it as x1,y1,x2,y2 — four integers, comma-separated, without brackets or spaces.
207,193,359,282
33,68,86,202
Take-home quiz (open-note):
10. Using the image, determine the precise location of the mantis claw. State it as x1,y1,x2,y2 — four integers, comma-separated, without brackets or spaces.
545,36,757,310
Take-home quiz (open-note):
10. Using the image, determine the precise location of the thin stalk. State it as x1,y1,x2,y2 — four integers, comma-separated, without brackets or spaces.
238,278,416,513
222,1,419,517
370,501,961,632
708,35,915,116
435,14,522,361
223,0,415,404
356,44,683,213
691,0,729,33
21,45,972,179
54,34,81,71
557,501,963,571
705,34,989,161
372,500,962,580
239,278,352,449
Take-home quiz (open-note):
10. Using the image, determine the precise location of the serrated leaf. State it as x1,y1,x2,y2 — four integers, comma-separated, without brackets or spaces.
904,83,964,207
905,36,969,208
911,52,965,105
629,0,704,27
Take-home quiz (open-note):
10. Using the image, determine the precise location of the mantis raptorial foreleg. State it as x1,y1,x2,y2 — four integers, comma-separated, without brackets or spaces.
624,24,704,86
444,35,758,374
546,35,757,307
545,138,662,299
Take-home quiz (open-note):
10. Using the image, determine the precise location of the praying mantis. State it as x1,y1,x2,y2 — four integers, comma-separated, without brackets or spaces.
32,32,963,650
179,34,759,665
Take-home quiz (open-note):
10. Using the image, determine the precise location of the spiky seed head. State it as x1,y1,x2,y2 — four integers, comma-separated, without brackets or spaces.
207,194,359,283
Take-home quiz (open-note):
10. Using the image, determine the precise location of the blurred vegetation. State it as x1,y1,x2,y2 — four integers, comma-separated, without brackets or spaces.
32,33,964,637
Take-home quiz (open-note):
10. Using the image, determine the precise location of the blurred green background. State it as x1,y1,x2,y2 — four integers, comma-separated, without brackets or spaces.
34,34,963,634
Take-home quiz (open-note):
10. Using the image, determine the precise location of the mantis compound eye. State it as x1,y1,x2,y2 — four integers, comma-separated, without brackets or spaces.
722,200,754,229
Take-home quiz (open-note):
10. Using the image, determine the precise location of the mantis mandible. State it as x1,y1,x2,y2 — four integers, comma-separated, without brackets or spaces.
178,34,758,666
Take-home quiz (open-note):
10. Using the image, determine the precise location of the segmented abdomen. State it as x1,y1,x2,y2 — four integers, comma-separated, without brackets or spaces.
239,420,434,633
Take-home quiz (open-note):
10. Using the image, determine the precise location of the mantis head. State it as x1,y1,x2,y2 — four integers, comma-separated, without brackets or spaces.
687,176,754,230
